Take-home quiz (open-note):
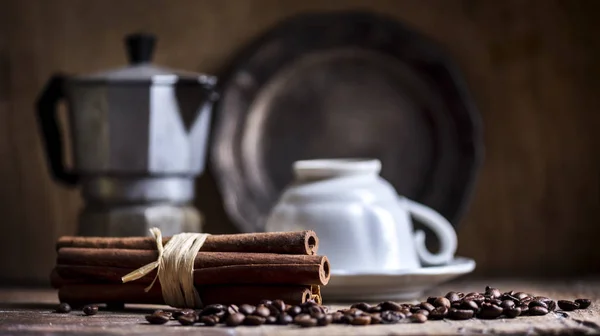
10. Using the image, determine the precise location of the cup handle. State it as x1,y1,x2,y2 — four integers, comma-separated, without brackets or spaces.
404,197,457,266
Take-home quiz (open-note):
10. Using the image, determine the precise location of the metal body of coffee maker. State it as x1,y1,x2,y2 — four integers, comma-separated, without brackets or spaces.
36,33,218,237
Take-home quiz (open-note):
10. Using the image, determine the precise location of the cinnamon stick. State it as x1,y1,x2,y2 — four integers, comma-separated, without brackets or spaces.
57,248,328,271
58,283,315,306
53,261,330,286
56,230,319,255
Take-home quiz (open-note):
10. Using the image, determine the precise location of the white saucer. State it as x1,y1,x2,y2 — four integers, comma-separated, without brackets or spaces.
322,257,476,302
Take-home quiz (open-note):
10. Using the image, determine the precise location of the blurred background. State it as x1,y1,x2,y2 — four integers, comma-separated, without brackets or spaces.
0,0,599,285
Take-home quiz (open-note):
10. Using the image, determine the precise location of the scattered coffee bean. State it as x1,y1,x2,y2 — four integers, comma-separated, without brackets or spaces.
172,308,195,319
277,313,294,325
330,311,344,324
485,286,502,299
202,315,220,326
433,297,451,309
460,300,479,312
266,316,277,324
225,313,245,327
504,307,521,318
369,313,382,324
347,308,364,317
254,305,270,318
239,304,255,315
351,315,371,325
287,305,302,317
501,300,516,310
244,315,266,326
177,314,196,326
317,314,332,326
411,313,428,323
146,311,170,324
409,305,421,313
416,309,430,317
429,306,448,320
83,305,98,316
202,304,225,316
448,308,475,320
296,317,318,327
226,305,239,316
557,300,579,311
529,306,549,316
260,299,272,306
380,301,403,312
420,302,435,312
478,303,503,319
575,299,592,309
446,291,462,303
308,305,324,318
368,305,382,313
55,303,71,314
294,314,312,323
519,304,530,316
529,300,548,309
351,302,370,311
381,310,401,324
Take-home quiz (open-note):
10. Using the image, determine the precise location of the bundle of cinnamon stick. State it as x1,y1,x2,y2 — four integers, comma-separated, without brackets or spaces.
51,231,330,307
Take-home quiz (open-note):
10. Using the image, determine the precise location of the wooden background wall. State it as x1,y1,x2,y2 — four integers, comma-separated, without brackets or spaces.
1,0,599,284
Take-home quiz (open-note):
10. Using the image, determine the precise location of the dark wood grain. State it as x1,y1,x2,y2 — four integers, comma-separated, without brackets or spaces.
1,279,600,335
0,0,599,284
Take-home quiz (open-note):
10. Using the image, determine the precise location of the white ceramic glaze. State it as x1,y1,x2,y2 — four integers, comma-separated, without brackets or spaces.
322,257,476,302
265,158,458,273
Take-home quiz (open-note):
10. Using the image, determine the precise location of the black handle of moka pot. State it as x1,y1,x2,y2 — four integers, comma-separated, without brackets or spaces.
35,74,79,186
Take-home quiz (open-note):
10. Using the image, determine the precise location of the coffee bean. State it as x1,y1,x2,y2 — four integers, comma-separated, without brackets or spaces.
485,298,502,306
204,315,220,326
420,302,435,312
416,309,430,317
451,302,461,309
254,305,270,318
369,313,382,324
547,300,557,311
346,308,364,317
485,286,502,299
351,315,371,325
226,305,239,316
448,308,474,320
557,300,579,311
351,302,370,311
277,313,294,325
529,306,549,316
177,314,196,326
301,300,318,309
296,317,318,327
260,300,272,306
501,300,515,310
410,305,421,313
266,316,277,324
202,304,225,316
381,311,401,324
294,314,312,323
429,306,448,320
575,299,592,309
146,311,169,324
55,303,71,314
244,315,266,326
83,305,98,316
445,292,462,303
368,305,382,313
340,314,354,324
478,303,503,319
519,304,529,316
460,300,479,312
433,297,451,309
239,304,255,315
465,293,486,305
331,312,344,324
529,300,548,309
271,300,286,313
411,313,428,323
504,307,521,318
515,292,530,300
287,305,302,317
380,301,403,312
172,308,195,319
317,314,332,326
226,313,245,326
308,305,325,318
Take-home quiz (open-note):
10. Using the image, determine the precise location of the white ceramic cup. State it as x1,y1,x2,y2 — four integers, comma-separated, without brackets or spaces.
265,158,457,273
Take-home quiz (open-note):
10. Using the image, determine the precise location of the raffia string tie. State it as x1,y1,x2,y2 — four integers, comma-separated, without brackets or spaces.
121,228,210,308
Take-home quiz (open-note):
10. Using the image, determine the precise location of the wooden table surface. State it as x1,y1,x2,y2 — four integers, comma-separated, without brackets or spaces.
1,278,600,335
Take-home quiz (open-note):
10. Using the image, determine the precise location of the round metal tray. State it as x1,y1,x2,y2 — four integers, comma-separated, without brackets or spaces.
211,11,484,232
